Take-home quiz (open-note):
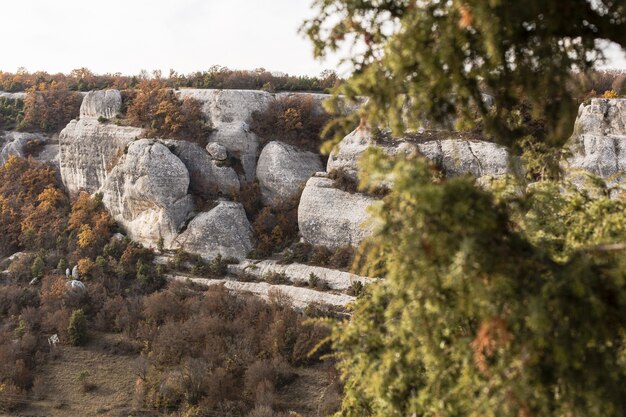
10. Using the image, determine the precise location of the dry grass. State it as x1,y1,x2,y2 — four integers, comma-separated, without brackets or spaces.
275,364,342,417
17,332,142,417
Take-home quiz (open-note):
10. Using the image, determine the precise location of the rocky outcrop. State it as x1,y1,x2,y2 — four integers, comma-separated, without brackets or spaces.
566,98,626,178
0,92,26,100
0,132,52,164
327,128,418,181
174,201,253,261
328,128,512,180
229,259,375,291
169,274,355,308
256,141,323,206
417,139,512,177
80,89,122,119
298,175,377,249
101,140,193,248
177,89,332,183
60,119,143,195
177,89,275,181
162,140,239,197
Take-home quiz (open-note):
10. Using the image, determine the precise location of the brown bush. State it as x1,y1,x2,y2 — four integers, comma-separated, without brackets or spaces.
19,84,82,133
250,95,330,153
125,80,212,143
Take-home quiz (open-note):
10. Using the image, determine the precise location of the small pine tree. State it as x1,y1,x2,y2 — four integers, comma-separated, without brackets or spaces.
67,309,87,346
57,258,68,272
30,256,45,279
136,259,150,285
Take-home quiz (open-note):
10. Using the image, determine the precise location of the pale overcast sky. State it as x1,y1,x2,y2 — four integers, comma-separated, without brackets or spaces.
1,0,624,76
1,0,340,76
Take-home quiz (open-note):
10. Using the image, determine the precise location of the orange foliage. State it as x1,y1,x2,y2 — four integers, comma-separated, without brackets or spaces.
19,82,82,133
125,80,211,143
471,317,512,375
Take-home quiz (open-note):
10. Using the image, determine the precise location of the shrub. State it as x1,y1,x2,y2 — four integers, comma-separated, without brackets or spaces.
125,80,212,143
264,271,289,285
0,97,24,130
308,273,320,288
67,308,87,346
328,246,354,269
250,95,331,153
19,86,82,133
0,381,26,412
30,256,45,279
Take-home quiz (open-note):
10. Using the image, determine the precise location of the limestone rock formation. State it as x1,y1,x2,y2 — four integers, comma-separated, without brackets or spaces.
80,89,122,119
101,139,193,248
256,141,323,206
328,128,512,180
416,139,512,177
0,132,49,164
174,200,253,261
327,128,418,181
163,140,239,197
0,92,26,100
206,142,228,161
59,119,143,195
169,274,355,308
298,175,377,249
177,89,275,181
229,259,375,291
566,98,626,178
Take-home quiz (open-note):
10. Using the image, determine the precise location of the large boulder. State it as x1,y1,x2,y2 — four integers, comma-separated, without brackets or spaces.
174,200,253,261
298,175,377,249
59,119,143,196
566,98,626,178
256,141,323,206
177,89,275,182
80,89,123,119
162,140,240,197
101,140,193,248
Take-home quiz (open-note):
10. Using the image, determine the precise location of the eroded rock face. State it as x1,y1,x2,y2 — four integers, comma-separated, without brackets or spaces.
177,89,275,181
327,128,418,181
101,139,193,248
59,119,143,195
298,175,377,249
174,200,253,261
256,141,323,206
0,132,49,164
566,98,626,178
163,140,240,197
328,128,512,180
417,139,512,177
80,89,122,119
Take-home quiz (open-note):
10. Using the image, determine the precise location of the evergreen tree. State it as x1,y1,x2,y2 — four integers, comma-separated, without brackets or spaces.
304,1,626,416
67,309,87,346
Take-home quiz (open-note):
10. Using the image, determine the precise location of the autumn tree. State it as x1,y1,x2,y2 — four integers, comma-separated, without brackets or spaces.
19,81,82,133
125,79,212,143
304,1,626,416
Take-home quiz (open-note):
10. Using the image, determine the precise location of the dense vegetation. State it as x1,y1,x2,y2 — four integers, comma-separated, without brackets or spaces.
0,67,341,94
0,97,24,130
123,80,212,143
0,156,338,416
250,95,332,153
304,1,626,416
